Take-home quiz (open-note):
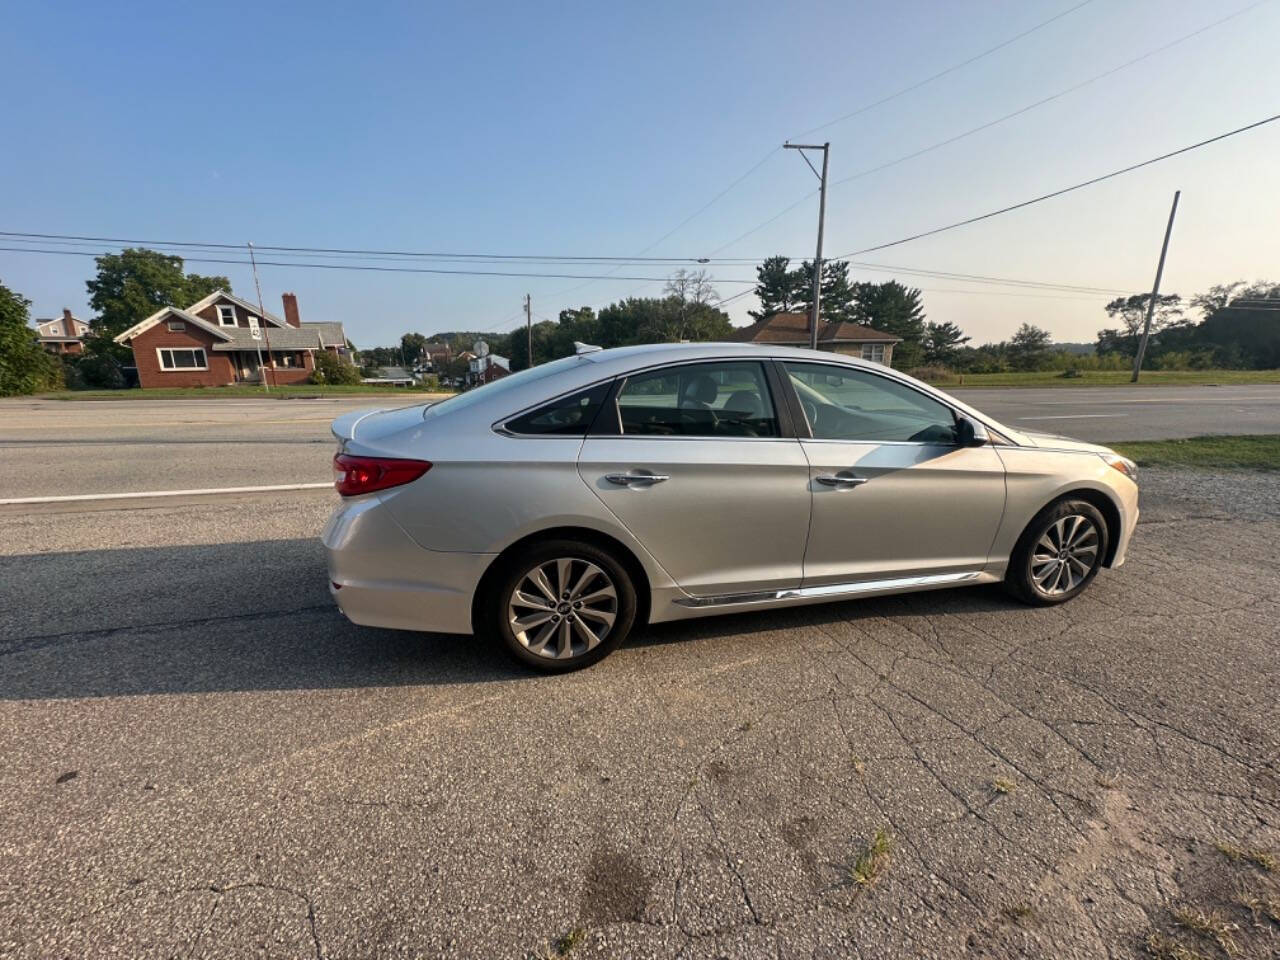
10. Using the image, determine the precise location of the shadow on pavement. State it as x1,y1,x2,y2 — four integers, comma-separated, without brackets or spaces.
1,535,1023,700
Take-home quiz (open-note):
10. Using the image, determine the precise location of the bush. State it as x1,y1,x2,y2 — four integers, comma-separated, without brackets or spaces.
310,351,362,385
64,351,124,389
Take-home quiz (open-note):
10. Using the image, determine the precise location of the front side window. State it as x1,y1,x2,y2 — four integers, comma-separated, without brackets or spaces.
158,347,208,370
616,361,778,437
505,381,610,435
784,362,956,443
217,305,237,326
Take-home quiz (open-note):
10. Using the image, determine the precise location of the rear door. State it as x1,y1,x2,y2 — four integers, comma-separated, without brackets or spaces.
780,361,1007,585
577,359,810,597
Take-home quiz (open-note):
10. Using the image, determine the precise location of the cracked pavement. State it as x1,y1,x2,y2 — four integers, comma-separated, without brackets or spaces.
1,400,1278,958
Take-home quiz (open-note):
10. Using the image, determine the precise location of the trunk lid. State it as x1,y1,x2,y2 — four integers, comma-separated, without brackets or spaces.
331,404,431,448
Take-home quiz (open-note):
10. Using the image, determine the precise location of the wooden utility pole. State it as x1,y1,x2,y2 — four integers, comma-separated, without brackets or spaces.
1131,190,1180,382
247,242,272,392
784,141,830,350
524,293,533,367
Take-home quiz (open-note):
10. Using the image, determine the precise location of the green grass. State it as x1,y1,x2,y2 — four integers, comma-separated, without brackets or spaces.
1111,435,1280,472
923,369,1280,389
38,384,454,401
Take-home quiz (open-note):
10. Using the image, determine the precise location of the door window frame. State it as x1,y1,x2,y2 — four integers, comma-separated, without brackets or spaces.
590,358,799,440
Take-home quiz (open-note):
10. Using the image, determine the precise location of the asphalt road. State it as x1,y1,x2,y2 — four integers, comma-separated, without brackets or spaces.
1,392,1278,959
953,383,1280,441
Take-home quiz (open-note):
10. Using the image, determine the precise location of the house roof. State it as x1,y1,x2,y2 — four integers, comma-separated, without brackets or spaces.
209,325,328,351
301,321,346,348
114,289,287,344
730,312,901,345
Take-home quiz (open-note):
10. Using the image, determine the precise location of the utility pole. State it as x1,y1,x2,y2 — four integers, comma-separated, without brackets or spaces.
524,293,533,368
247,242,271,393
1131,190,1180,383
784,141,830,350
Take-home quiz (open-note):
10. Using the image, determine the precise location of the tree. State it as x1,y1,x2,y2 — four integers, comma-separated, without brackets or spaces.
0,281,63,396
1096,293,1183,358
400,332,429,365
85,248,230,361
921,321,971,367
309,350,362,385
750,256,805,319
853,280,927,368
796,259,858,324
654,270,731,342
1006,323,1053,371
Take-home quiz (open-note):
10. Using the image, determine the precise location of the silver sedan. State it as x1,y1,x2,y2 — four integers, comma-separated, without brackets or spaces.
324,342,1138,671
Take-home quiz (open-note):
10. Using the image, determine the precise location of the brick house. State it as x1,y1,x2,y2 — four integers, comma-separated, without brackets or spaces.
35,309,90,355
114,291,348,388
730,312,901,364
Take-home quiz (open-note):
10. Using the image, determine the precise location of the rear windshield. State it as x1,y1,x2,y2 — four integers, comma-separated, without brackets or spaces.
422,355,588,421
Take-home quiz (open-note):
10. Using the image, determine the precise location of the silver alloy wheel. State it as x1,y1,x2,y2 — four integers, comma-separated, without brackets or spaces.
507,557,619,660
1030,514,1099,596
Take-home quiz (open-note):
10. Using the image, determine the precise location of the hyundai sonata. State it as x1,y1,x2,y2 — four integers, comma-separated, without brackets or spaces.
324,343,1138,671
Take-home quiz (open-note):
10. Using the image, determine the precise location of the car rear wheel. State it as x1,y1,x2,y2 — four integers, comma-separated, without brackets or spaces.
489,540,637,671
1005,499,1109,606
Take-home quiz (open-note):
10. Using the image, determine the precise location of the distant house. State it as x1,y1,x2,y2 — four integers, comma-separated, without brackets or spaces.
35,309,90,355
731,312,901,365
114,291,349,388
420,342,453,370
469,352,510,386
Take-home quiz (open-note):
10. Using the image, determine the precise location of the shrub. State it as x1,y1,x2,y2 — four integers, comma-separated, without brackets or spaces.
906,365,954,382
310,351,362,385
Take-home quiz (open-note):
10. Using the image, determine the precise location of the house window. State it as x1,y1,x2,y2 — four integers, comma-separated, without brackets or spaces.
860,343,886,364
167,320,186,331
157,347,208,370
217,305,237,327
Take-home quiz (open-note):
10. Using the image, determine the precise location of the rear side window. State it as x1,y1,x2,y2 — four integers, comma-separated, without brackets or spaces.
616,361,779,437
504,382,610,435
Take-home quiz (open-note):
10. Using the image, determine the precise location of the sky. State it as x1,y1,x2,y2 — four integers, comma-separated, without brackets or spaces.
3,0,1278,348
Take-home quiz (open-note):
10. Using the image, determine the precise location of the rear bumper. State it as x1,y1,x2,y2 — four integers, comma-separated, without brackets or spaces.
322,496,493,635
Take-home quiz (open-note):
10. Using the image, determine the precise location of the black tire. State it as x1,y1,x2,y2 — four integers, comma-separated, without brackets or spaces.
1005,498,1109,606
484,539,637,672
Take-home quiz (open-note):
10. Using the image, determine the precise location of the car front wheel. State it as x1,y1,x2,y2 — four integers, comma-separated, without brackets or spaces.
1006,499,1109,605
489,540,637,671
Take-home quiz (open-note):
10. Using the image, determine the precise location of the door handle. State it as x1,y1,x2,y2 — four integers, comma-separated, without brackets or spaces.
816,472,868,488
605,473,670,486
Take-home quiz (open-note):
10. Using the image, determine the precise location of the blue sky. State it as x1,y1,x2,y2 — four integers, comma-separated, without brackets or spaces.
4,0,1278,346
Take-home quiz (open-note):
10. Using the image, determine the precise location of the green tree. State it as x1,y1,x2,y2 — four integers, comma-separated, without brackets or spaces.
1096,294,1184,358
309,350,362,385
85,248,230,360
853,281,927,368
921,321,971,367
0,281,63,396
1007,323,1054,371
400,332,429,365
750,256,805,319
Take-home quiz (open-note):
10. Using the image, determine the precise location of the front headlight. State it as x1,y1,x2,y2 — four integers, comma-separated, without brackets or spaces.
1102,453,1138,483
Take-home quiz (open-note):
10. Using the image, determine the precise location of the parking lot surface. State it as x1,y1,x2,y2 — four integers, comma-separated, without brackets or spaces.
1,394,1277,959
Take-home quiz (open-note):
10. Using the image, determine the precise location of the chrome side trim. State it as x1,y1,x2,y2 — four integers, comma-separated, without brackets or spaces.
672,571,983,608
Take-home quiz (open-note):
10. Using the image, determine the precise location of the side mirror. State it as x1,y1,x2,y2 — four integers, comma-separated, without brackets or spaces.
954,416,990,447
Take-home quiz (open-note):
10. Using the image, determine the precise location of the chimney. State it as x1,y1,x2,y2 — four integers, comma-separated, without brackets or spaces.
62,308,75,336
282,292,301,327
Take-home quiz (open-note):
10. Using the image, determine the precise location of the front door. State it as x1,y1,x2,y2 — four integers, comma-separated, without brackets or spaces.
781,361,1007,585
577,359,811,597
238,352,261,382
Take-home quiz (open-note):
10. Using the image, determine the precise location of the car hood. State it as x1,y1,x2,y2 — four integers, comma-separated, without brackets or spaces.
331,404,432,447
1017,429,1114,455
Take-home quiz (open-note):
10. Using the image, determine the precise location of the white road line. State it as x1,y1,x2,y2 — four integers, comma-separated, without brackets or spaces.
0,482,333,505
1016,414,1130,420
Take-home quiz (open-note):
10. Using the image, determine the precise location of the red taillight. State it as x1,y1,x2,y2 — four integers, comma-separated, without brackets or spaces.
333,453,432,497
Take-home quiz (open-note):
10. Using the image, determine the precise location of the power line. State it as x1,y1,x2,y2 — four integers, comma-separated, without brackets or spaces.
789,0,1097,140
0,244,761,284
707,1,1271,258
832,112,1280,258
828,0,1270,192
